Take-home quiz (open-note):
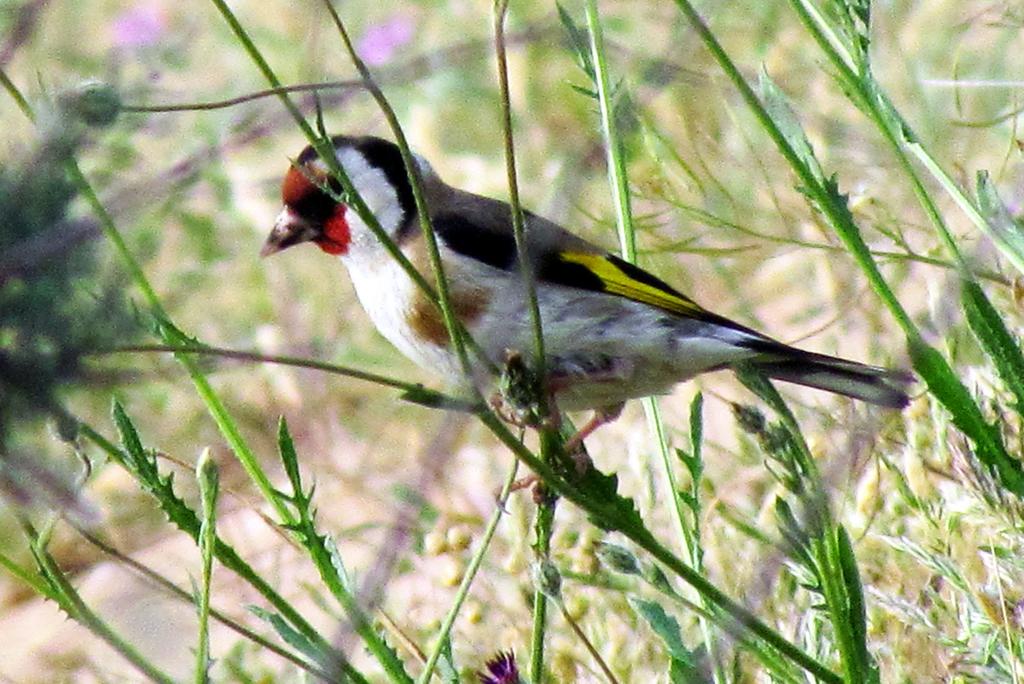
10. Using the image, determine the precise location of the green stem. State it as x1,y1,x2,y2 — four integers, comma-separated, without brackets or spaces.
416,462,519,683
73,525,332,678
530,430,561,684
495,0,547,375
670,0,917,338
559,602,620,684
493,8,560,676
0,66,33,119
584,0,635,260
95,343,473,408
0,552,55,598
195,451,218,684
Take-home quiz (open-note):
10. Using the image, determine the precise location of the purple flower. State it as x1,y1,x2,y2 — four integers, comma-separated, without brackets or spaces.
478,650,520,684
358,16,414,66
111,2,166,49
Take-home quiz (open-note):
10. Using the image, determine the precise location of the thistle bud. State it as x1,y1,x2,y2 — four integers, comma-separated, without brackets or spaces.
59,80,121,128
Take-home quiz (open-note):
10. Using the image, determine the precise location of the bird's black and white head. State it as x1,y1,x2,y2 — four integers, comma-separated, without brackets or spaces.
262,135,428,258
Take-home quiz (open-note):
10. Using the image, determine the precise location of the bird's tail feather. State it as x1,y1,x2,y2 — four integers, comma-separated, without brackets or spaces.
752,349,912,408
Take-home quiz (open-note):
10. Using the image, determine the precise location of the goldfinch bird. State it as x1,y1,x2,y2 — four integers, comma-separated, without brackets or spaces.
262,135,911,437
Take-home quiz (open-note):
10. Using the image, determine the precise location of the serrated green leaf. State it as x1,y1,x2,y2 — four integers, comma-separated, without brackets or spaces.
759,71,824,185
907,337,1024,497
557,2,595,78
962,279,1024,416
112,400,144,464
249,606,328,667
629,598,702,682
324,536,352,593
576,467,649,540
276,417,305,503
836,526,876,679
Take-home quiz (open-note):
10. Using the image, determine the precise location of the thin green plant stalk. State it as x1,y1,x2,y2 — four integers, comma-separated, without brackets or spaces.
582,2,724,680
123,78,365,113
94,344,477,411
558,601,620,684
493,4,565,681
195,450,218,684
495,0,546,374
68,164,296,526
0,552,53,598
416,461,519,683
583,0,635,259
21,519,176,684
988,537,1022,684
0,67,31,116
529,581,550,684
528,425,563,683
655,197,1012,286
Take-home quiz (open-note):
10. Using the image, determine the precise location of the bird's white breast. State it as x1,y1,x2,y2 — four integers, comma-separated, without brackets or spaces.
341,249,466,382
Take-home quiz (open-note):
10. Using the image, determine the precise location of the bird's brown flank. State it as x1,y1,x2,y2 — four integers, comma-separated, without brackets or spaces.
403,234,492,346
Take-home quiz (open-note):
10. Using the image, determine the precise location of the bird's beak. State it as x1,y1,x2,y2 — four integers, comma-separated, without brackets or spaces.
261,208,320,257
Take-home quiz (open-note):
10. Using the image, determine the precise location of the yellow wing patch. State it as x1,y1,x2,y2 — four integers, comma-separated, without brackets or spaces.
557,252,707,318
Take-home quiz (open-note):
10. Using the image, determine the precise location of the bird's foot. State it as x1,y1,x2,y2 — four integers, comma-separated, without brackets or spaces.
563,403,625,455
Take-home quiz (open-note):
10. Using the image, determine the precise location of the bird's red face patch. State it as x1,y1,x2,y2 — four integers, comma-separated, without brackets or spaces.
318,204,350,255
